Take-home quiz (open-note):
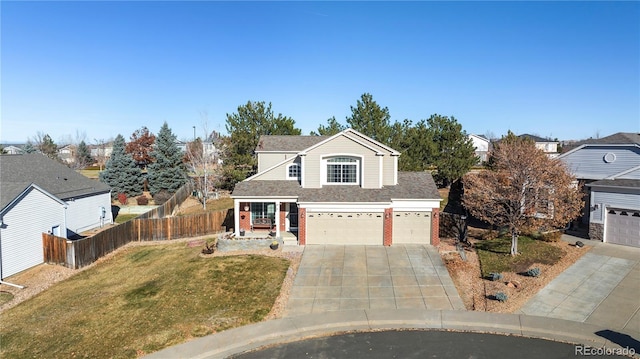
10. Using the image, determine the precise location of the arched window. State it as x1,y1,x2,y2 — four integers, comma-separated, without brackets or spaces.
287,163,301,180
325,156,359,184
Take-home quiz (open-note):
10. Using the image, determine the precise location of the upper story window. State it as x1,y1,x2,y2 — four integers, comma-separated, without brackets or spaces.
287,163,301,180
326,156,359,184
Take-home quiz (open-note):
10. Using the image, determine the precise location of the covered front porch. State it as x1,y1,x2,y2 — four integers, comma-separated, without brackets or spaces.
233,198,299,243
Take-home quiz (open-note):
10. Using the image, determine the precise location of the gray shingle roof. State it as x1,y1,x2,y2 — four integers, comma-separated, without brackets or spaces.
519,134,557,142
255,135,329,152
562,132,640,153
1,153,111,209
232,172,440,202
587,179,640,189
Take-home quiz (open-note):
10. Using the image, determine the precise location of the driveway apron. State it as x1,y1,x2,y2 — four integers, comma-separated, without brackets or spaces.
519,240,640,336
284,245,465,317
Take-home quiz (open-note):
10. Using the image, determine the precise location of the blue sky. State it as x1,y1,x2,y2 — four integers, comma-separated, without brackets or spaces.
1,1,638,144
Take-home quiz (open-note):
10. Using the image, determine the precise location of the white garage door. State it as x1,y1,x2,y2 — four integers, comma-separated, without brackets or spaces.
606,209,640,247
306,212,383,245
392,211,432,244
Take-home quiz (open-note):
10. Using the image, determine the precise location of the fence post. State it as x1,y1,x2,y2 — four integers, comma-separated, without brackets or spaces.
66,240,76,269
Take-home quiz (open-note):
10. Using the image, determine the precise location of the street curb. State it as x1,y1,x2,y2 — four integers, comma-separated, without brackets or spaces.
144,310,635,358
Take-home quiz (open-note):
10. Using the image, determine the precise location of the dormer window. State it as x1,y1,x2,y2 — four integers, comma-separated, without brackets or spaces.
287,163,301,180
325,156,359,184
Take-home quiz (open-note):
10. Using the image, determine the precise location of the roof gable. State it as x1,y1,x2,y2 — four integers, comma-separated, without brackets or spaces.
1,183,66,214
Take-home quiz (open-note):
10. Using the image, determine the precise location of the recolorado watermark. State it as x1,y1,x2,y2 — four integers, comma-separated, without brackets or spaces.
575,345,636,356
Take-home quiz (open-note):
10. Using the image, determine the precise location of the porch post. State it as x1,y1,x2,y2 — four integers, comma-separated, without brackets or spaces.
275,200,281,238
234,199,240,236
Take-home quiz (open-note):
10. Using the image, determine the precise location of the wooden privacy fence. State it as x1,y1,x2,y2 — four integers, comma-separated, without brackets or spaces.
43,209,230,270
137,181,194,219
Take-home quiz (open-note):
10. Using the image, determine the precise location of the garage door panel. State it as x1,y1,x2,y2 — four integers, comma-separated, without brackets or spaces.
606,209,640,248
393,211,431,244
306,212,383,245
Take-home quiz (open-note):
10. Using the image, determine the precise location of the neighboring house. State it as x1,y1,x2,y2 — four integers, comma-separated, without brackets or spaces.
558,132,640,247
468,134,490,163
518,134,559,157
2,145,24,155
0,153,112,278
231,129,442,246
57,144,76,164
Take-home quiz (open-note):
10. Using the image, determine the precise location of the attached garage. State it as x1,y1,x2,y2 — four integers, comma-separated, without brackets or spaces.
606,209,640,247
393,211,432,244
306,212,383,245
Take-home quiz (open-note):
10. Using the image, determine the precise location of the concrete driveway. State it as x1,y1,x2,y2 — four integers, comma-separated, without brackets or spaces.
284,245,465,317
519,237,640,337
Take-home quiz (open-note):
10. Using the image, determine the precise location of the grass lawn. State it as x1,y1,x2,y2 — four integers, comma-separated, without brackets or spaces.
78,169,101,179
114,213,139,224
475,236,564,277
0,242,290,358
177,197,234,216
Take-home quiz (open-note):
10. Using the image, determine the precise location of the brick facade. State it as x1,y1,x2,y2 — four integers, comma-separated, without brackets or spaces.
239,202,251,233
298,207,306,245
279,203,287,231
431,208,440,246
383,208,393,246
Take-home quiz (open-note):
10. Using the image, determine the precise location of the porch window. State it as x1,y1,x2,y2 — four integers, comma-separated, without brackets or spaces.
251,202,276,223
326,156,359,184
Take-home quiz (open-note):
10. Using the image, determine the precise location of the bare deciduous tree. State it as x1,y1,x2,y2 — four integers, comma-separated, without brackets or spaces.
462,132,582,256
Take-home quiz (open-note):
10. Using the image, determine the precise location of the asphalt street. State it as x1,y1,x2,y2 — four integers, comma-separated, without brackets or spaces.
229,330,630,359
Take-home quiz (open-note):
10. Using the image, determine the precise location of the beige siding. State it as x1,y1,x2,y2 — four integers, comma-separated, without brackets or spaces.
252,157,295,181
304,135,380,188
383,155,395,185
257,152,295,173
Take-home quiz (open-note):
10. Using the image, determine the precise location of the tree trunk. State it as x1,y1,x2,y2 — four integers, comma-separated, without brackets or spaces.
510,229,518,256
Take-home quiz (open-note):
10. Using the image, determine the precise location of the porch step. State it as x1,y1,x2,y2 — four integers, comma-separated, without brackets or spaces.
283,238,299,247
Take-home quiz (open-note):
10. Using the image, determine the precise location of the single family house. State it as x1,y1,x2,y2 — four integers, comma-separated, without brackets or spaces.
468,134,490,163
0,153,112,278
558,132,640,247
231,129,442,246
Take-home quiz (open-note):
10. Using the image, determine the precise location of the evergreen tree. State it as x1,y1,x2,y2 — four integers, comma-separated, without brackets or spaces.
311,116,346,136
147,122,188,195
224,100,300,182
346,93,393,144
427,114,477,187
22,142,36,154
75,140,94,169
99,134,143,198
40,134,58,160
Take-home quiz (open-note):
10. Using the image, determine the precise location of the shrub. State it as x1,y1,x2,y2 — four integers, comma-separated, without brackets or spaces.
482,230,499,240
136,195,149,205
526,267,541,277
489,272,503,281
117,193,127,205
495,292,508,302
153,189,172,205
540,230,562,242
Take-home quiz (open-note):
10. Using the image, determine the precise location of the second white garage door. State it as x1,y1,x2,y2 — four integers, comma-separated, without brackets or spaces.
606,208,640,247
392,211,432,244
306,212,383,245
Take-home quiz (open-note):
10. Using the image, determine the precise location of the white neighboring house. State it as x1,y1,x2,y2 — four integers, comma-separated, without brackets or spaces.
558,132,640,247
519,134,559,157
468,134,490,163
2,145,24,155
0,153,113,279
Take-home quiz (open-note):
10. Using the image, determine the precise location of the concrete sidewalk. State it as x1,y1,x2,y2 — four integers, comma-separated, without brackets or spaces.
284,245,465,316
519,237,640,337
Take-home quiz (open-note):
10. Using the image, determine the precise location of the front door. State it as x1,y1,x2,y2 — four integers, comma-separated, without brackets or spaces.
288,203,299,230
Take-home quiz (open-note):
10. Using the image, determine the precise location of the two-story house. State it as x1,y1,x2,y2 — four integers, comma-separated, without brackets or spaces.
231,129,442,246
558,132,639,247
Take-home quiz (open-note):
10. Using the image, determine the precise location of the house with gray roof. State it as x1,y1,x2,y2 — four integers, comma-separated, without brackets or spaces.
0,153,112,278
231,129,442,246
558,132,640,247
